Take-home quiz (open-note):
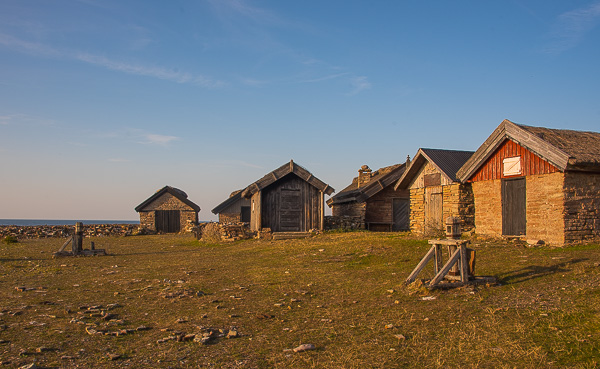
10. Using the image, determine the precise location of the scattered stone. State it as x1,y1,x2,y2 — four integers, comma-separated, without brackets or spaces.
293,343,316,353
136,326,151,331
175,318,188,324
320,319,332,323
107,353,121,361
226,329,239,339
182,334,196,341
385,324,394,329
421,296,436,301
36,347,55,353
394,334,406,340
18,364,41,369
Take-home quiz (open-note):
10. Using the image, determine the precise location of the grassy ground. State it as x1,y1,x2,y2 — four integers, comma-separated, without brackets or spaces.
0,232,599,368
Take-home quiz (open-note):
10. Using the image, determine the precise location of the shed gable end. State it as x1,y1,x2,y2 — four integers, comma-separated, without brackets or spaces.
469,139,560,182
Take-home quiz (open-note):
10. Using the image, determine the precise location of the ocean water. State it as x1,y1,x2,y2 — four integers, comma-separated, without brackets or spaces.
0,219,140,226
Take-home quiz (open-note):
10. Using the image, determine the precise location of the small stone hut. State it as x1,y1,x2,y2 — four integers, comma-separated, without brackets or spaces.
211,190,251,223
240,160,334,233
327,162,410,231
394,148,475,235
135,186,200,233
457,119,600,246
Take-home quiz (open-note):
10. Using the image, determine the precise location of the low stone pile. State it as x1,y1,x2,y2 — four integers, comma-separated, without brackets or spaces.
0,224,139,240
194,222,255,242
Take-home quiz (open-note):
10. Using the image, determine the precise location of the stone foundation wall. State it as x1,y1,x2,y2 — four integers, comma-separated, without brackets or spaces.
196,222,255,242
564,172,600,244
472,180,502,237
526,172,565,245
324,215,365,230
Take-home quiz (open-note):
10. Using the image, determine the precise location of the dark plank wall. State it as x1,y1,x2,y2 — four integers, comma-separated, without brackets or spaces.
260,174,321,232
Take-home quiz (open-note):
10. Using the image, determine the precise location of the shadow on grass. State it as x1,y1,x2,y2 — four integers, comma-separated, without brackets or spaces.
496,258,588,285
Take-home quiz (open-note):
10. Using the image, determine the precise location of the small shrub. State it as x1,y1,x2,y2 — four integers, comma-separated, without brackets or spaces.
201,223,222,243
2,235,19,244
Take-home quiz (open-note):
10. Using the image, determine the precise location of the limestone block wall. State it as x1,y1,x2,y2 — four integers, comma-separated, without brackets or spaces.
441,183,475,232
526,172,565,245
139,212,154,230
564,172,600,244
409,188,425,235
472,180,502,237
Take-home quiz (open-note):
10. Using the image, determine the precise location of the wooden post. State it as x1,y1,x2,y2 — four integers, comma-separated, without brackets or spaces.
320,190,324,231
434,244,443,275
459,244,469,283
72,222,83,255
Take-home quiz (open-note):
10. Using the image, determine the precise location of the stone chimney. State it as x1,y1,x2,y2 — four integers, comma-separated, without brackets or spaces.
357,165,372,188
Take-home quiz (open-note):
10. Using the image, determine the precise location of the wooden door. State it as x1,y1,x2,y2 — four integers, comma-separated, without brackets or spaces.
502,178,526,236
155,210,180,233
392,198,409,231
424,187,443,234
279,188,302,231
241,206,251,223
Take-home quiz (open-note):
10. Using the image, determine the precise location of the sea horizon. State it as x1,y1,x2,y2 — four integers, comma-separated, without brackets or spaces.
0,219,141,226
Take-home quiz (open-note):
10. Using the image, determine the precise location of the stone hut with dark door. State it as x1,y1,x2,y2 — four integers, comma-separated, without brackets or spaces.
135,186,200,233
457,119,600,246
211,189,251,223
394,148,475,236
239,160,334,233
327,162,410,231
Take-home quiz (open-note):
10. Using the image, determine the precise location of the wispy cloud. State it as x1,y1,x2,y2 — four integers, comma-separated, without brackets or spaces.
0,113,55,126
544,1,600,54
75,53,223,87
347,76,372,96
140,133,180,146
0,33,224,87
302,73,349,83
0,33,59,57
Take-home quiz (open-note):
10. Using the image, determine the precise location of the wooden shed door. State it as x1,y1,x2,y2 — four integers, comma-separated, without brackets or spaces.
279,188,302,231
156,210,181,233
502,178,526,236
424,187,443,234
392,198,409,231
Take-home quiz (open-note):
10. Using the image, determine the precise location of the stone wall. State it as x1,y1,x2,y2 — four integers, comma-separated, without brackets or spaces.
409,188,426,235
219,213,242,224
324,215,365,230
472,179,502,237
442,183,475,232
564,172,600,244
0,224,140,239
526,172,565,245
139,212,154,230
331,201,366,219
409,183,473,235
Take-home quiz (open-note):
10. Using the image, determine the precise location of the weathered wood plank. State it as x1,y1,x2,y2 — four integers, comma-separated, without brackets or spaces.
429,248,461,287
405,245,436,284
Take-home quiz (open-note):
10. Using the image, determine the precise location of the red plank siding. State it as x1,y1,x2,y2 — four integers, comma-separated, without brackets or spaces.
469,139,560,182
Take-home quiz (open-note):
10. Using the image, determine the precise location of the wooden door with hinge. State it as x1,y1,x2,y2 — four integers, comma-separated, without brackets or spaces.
392,198,410,231
279,188,302,231
424,187,443,234
502,178,526,236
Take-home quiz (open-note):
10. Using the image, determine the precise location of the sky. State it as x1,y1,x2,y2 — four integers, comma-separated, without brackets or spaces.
1,0,599,221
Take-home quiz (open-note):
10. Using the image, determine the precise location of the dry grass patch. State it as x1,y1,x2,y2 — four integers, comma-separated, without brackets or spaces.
0,232,599,368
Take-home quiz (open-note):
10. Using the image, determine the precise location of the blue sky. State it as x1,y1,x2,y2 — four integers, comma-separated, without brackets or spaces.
1,0,599,221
